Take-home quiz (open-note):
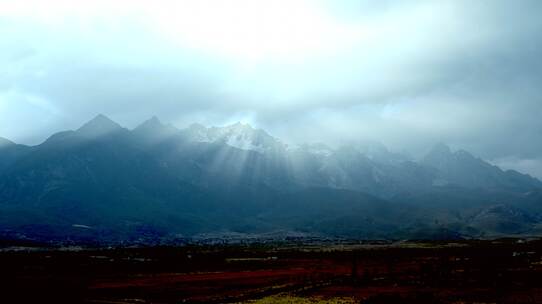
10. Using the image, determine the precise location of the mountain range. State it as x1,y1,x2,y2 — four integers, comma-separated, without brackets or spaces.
1,115,542,244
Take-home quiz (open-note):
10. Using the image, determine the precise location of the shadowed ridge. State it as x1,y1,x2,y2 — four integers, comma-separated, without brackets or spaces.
422,142,542,191
422,142,453,170
133,116,162,132
132,116,179,142
426,142,452,157
77,114,123,137
0,136,15,148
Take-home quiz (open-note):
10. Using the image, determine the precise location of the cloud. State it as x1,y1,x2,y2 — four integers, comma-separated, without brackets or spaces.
1,0,542,177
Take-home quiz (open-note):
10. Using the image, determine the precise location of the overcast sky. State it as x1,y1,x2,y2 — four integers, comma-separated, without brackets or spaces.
1,0,542,178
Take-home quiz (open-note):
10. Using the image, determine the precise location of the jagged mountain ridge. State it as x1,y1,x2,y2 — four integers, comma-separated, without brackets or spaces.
183,121,286,154
0,115,541,243
0,137,15,148
423,143,542,191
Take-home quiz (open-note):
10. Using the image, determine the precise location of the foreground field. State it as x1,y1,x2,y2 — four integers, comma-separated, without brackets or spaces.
2,239,542,303
241,294,356,303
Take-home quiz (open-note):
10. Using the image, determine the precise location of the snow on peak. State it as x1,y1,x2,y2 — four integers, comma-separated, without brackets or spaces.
186,122,284,153
298,143,334,157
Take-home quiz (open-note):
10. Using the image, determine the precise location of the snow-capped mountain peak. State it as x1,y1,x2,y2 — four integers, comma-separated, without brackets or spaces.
185,122,284,153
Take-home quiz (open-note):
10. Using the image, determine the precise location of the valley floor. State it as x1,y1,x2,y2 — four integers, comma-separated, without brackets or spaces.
2,239,542,303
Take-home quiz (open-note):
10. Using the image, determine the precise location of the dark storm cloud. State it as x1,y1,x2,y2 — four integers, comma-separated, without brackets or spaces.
1,0,542,177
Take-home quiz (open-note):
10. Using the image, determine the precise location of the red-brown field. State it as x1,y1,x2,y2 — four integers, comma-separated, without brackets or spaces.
2,240,542,303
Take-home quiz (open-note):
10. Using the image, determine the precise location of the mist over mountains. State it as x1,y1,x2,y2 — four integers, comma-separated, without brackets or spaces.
1,115,542,244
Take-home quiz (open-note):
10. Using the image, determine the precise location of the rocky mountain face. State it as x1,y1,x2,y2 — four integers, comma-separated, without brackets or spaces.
0,137,15,148
422,143,542,191
0,115,541,243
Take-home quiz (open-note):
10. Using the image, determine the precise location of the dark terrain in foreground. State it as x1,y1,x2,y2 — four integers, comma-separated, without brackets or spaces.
2,239,542,303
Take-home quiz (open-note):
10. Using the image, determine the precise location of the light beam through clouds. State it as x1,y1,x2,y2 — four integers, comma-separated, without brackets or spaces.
1,0,542,177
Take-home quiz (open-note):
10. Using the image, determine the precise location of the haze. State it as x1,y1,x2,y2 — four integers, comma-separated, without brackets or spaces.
1,0,542,178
